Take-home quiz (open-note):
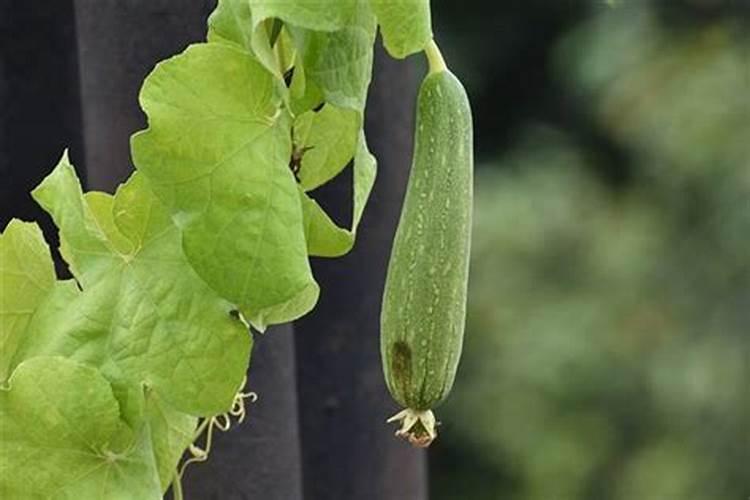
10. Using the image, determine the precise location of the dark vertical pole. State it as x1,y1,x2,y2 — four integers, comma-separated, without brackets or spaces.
73,0,216,190
0,0,84,247
71,2,304,499
294,46,428,500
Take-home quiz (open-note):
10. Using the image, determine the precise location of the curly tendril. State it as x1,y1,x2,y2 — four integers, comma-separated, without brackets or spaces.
171,377,258,500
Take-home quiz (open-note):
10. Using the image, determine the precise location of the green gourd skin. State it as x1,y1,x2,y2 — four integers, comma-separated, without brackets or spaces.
380,58,473,447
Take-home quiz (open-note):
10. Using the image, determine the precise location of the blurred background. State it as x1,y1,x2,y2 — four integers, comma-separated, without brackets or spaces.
430,1,750,499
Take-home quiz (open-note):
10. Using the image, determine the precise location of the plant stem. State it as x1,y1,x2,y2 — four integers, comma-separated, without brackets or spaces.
172,471,184,500
424,40,448,74
190,416,213,444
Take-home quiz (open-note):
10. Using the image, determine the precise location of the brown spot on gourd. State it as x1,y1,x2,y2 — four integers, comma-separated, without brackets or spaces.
391,341,412,399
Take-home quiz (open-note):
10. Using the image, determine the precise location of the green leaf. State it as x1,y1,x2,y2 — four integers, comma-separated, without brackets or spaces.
290,63,325,115
0,356,162,500
249,0,357,32
294,104,360,191
85,191,136,256
28,153,121,288
370,0,433,59
145,390,196,491
275,26,298,74
208,0,293,110
247,0,363,94
291,105,376,257
131,43,319,330
250,18,287,82
0,220,56,382
0,221,195,492
301,132,377,257
207,0,254,50
290,3,377,112
28,157,251,416
352,132,378,228
300,192,353,257
209,0,376,113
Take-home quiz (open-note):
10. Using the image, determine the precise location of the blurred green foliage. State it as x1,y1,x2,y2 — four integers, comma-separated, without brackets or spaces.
431,3,750,499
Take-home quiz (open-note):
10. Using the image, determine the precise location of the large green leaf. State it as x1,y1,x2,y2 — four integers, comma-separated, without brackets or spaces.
289,62,325,116
294,104,360,191
370,0,432,59
252,20,287,81
274,1,377,257
207,0,254,50
145,389,196,491
290,3,377,112
206,0,376,128
0,218,196,493
249,0,357,32
301,132,377,257
0,356,162,500
131,43,318,330
85,191,136,255
26,157,251,416
0,220,56,382
211,0,375,113
208,0,296,111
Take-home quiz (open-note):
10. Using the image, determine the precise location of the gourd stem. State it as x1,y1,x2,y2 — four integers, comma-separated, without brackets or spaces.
424,40,448,74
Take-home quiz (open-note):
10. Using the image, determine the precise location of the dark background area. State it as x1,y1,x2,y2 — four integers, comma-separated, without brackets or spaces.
2,1,749,499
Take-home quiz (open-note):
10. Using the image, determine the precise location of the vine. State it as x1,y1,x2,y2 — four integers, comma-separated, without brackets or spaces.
0,0,468,498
